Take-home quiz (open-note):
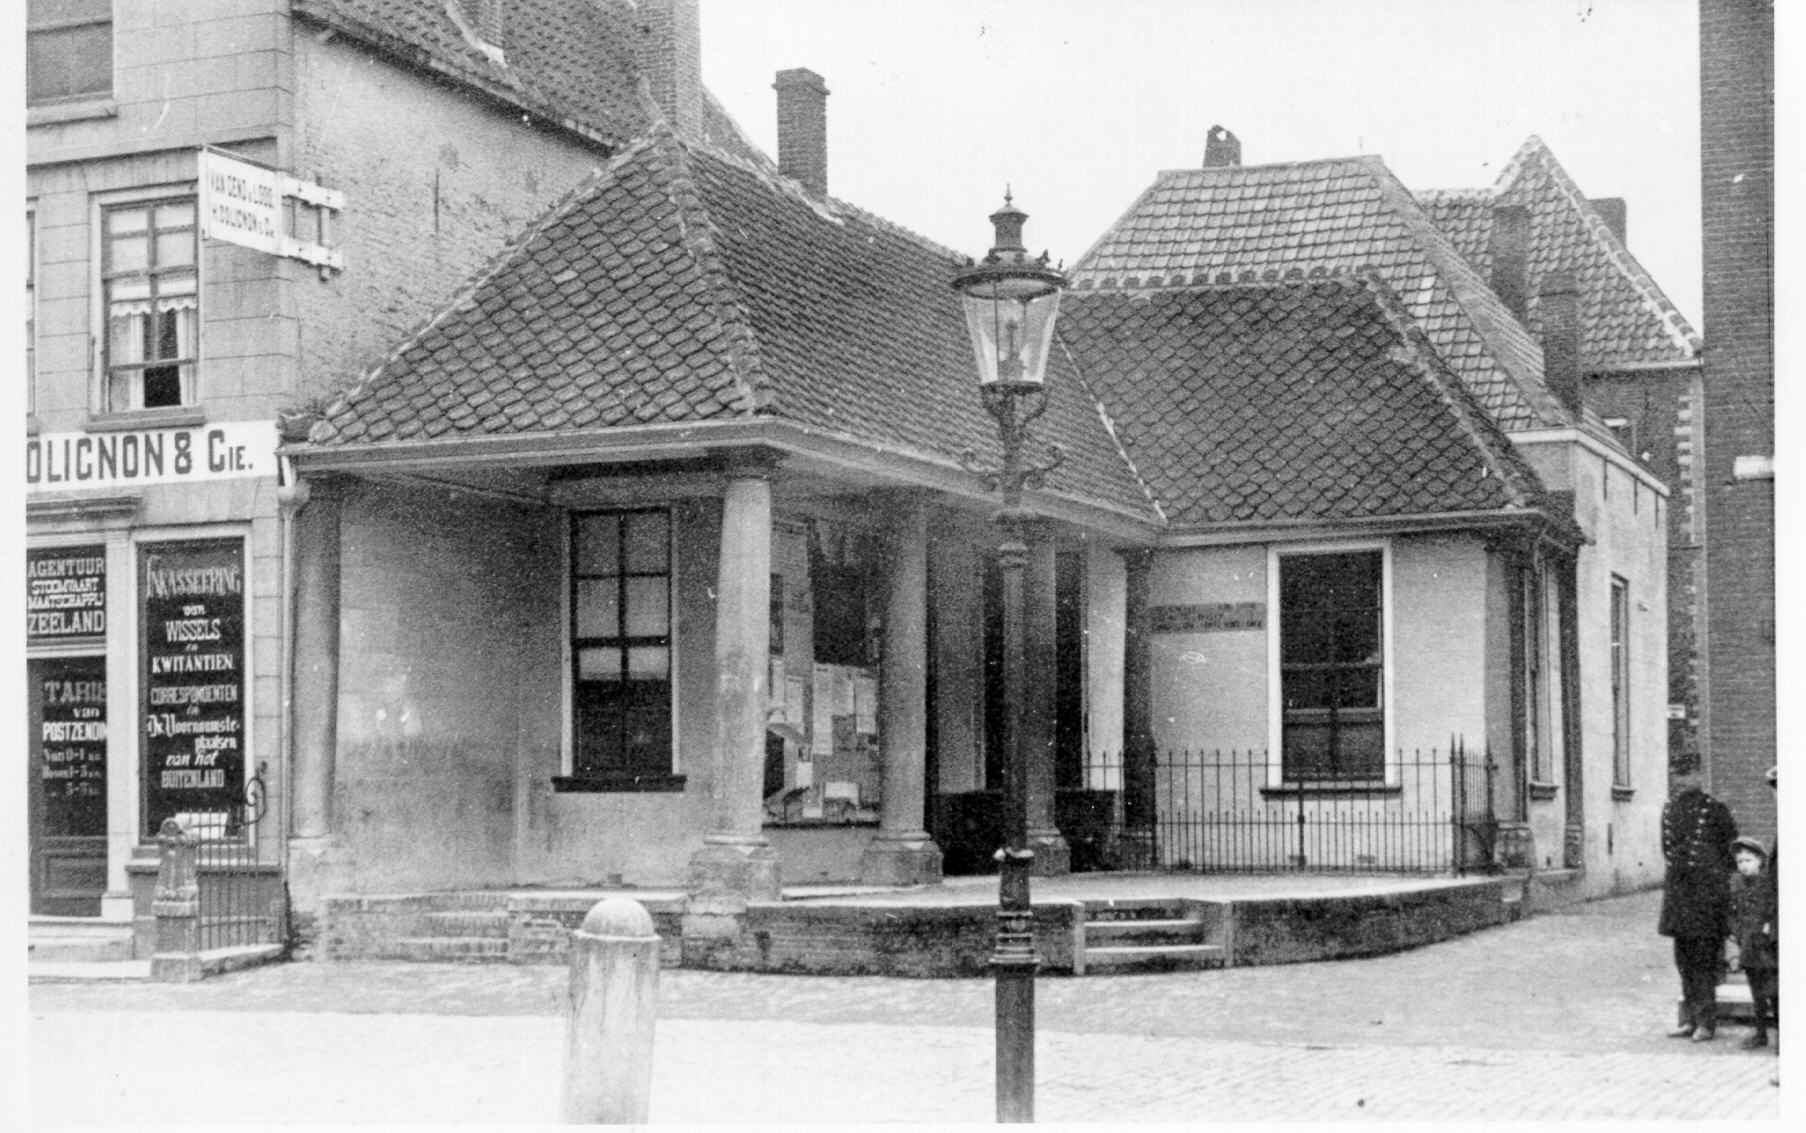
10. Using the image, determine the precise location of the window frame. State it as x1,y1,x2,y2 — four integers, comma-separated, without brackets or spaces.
27,0,114,108
560,507,681,791
26,209,38,418
1525,556,1552,784
92,187,201,416
1610,574,1631,789
1266,541,1393,787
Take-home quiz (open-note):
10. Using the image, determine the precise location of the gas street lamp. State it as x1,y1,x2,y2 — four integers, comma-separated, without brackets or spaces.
952,192,1066,1124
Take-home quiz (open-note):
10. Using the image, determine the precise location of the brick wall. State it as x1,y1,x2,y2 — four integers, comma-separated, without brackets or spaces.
1699,0,1776,834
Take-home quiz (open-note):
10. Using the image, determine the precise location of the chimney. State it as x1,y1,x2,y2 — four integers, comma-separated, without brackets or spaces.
1203,125,1241,167
1488,203,1531,321
774,68,829,197
635,0,704,139
1589,196,1627,244
1539,270,1584,417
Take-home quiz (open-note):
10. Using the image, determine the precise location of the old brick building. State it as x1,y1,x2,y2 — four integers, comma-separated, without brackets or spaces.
1697,0,1775,833
23,0,741,951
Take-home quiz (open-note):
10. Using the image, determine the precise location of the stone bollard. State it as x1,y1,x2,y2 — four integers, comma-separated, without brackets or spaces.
562,898,660,1124
151,818,203,983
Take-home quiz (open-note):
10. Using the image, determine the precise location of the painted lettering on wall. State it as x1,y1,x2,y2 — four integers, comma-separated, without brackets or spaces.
1148,602,1267,634
25,421,278,493
140,540,246,830
27,546,107,642
33,657,109,837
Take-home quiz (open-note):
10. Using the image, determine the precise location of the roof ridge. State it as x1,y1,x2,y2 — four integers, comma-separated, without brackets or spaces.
1356,270,1549,511
647,127,774,416
1489,135,1551,195
1074,263,1385,293
1152,153,1384,178
312,140,648,437
1365,159,1571,429
1520,141,1704,356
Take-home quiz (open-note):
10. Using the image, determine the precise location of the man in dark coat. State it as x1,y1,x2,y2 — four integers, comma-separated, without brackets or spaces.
1660,770,1739,1041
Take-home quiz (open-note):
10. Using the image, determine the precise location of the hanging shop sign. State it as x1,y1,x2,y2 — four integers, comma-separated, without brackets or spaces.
140,540,246,830
26,420,280,493
27,545,107,642
199,146,345,270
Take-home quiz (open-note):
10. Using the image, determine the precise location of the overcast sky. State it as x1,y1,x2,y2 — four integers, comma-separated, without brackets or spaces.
701,0,1705,327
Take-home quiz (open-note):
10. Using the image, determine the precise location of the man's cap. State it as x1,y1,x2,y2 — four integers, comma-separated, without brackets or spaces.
1730,835,1770,858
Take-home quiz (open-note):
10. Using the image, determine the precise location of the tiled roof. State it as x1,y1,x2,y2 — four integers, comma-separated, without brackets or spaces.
311,127,1159,521
1070,156,1569,434
290,0,767,164
1058,275,1551,529
1417,137,1699,369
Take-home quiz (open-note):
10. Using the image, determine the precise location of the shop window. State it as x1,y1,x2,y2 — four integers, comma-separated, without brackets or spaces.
1610,575,1631,789
102,197,198,411
570,509,674,785
28,0,112,106
1278,550,1384,781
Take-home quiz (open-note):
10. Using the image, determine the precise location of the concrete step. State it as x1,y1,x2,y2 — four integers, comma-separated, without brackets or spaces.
1083,900,1192,922
1084,943,1228,973
1084,917,1204,945
29,920,135,963
389,936,510,962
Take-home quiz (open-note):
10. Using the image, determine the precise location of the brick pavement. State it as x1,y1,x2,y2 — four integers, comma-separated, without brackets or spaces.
28,889,1785,1122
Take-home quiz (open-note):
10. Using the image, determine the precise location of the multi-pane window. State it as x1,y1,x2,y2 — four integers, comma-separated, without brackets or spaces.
571,510,673,781
103,198,198,411
1279,550,1384,781
28,0,113,106
1611,575,1631,788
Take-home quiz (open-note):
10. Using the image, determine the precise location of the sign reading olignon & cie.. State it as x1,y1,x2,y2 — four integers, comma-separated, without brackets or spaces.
140,540,246,830
27,545,107,643
26,420,280,493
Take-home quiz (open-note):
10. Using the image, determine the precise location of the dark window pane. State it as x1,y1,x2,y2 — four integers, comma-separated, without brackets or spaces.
623,511,669,573
574,514,620,577
27,22,111,104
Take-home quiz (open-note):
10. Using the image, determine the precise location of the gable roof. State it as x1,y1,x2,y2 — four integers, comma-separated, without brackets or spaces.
1058,275,1553,531
307,126,1160,523
1416,136,1700,370
291,0,767,164
1069,155,1571,434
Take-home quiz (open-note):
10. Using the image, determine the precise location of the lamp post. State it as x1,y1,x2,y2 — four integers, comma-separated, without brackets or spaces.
953,192,1066,1124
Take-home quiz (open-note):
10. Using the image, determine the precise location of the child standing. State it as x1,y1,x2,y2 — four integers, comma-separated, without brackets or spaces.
1729,835,1779,1050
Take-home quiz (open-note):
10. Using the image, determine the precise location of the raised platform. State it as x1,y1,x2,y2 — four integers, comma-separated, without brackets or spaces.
317,872,1523,977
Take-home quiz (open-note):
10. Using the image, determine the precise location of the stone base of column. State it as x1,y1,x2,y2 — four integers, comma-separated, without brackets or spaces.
1027,828,1071,877
858,835,944,886
681,841,780,968
286,836,358,953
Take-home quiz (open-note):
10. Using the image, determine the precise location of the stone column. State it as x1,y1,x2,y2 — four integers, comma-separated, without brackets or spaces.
1024,532,1070,876
287,475,352,900
686,469,780,949
861,499,942,885
1119,549,1158,868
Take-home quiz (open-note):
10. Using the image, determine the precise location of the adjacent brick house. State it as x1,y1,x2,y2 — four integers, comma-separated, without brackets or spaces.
22,0,739,948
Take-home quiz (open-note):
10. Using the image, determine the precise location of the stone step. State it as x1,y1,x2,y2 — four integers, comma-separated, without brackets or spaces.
1084,917,1204,945
422,910,512,937
29,934,135,964
389,936,510,962
1084,943,1228,973
1083,900,1193,923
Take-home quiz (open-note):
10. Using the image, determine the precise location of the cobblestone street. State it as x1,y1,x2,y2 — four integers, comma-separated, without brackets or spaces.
29,890,1785,1122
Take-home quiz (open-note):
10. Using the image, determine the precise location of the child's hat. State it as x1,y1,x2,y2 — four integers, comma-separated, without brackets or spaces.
1730,835,1769,858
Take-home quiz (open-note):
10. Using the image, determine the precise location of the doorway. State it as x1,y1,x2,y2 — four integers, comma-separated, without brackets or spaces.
28,655,109,915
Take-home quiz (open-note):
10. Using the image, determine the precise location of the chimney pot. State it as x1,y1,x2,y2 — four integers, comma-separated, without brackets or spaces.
1589,196,1627,244
1204,125,1241,168
774,67,829,197
1538,269,1585,418
1488,203,1531,321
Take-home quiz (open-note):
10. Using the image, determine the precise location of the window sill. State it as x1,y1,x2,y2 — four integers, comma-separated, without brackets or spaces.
28,97,119,127
85,406,208,432
1611,784,1635,802
552,774,686,794
1261,782,1400,798
1528,781,1561,801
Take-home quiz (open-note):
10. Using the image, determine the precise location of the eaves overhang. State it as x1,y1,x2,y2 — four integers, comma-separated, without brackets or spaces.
1509,427,1672,498
1156,506,1578,551
286,417,1166,545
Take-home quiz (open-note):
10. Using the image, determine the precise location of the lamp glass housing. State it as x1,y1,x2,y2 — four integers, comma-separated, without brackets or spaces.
960,276,1063,388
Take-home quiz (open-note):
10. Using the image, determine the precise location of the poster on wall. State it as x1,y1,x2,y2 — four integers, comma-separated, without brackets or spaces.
27,546,107,643
34,657,109,837
139,540,246,833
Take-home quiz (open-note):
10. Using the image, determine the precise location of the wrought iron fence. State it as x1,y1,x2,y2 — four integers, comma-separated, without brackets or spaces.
1077,742,1498,875
181,773,286,951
